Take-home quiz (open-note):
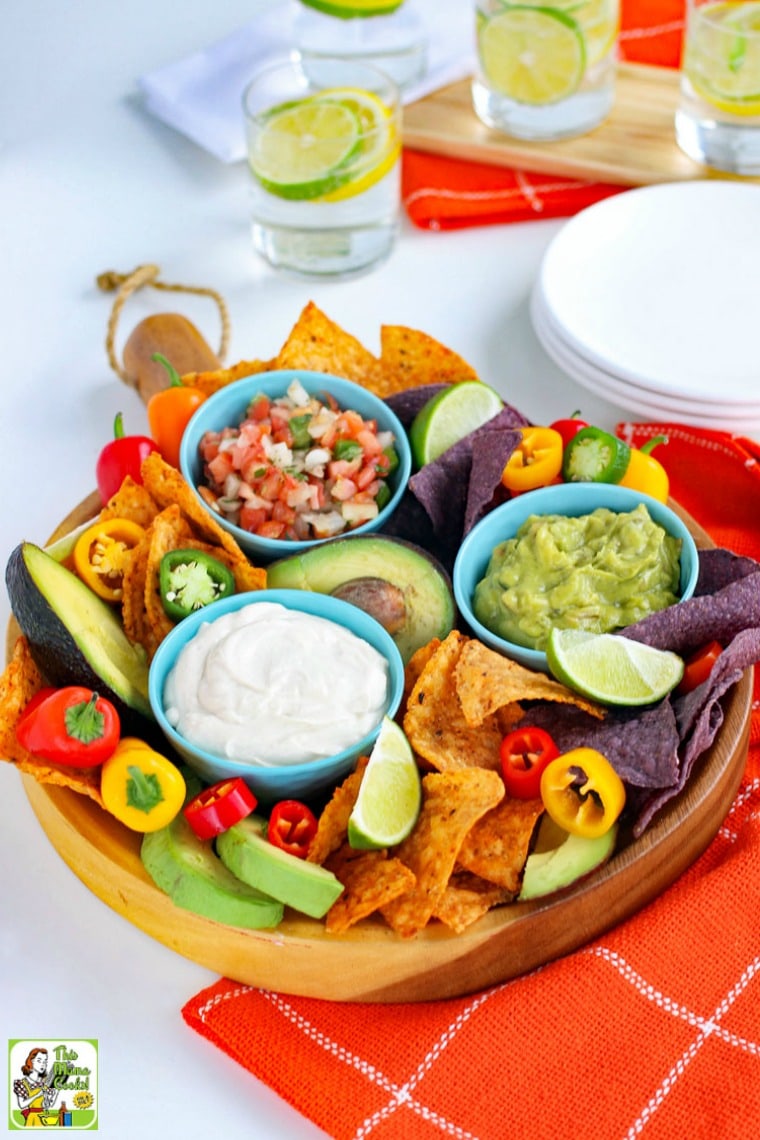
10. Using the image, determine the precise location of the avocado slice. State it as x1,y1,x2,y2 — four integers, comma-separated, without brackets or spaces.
217,815,344,919
266,535,455,664
6,542,152,724
518,815,618,902
141,811,284,929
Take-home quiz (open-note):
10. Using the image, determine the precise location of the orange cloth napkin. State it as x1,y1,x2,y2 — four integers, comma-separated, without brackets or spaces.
402,0,687,229
183,424,760,1140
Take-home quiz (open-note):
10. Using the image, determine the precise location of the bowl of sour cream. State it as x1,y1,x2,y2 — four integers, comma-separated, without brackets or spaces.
148,589,405,802
453,483,700,673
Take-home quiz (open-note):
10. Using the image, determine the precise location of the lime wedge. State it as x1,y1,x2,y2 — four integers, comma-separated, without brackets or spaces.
250,97,361,201
298,0,404,16
347,717,421,849
546,629,684,707
315,88,399,202
683,0,760,115
409,381,504,467
478,5,587,105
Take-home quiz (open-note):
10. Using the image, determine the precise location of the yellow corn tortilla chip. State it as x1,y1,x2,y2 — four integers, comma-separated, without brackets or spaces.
456,796,545,892
121,531,152,652
179,358,274,398
403,631,505,771
323,844,416,934
379,325,480,393
274,301,390,396
433,871,513,934
454,638,605,726
99,477,160,529
307,756,369,866
0,638,104,805
380,767,504,938
143,506,192,651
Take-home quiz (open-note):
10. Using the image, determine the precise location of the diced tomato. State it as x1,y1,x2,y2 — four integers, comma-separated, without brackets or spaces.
356,463,380,491
249,394,271,421
259,470,285,501
207,451,234,484
356,428,383,458
327,457,362,480
239,504,268,532
256,519,287,539
330,476,358,501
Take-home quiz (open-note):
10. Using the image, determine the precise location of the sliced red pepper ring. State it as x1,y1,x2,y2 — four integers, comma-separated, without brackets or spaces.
499,726,559,799
183,777,257,840
73,517,146,602
540,747,625,839
502,426,564,493
676,640,722,695
268,799,319,860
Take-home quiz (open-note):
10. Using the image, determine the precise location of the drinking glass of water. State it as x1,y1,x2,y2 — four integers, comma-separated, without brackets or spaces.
471,0,620,141
676,0,760,173
242,57,401,278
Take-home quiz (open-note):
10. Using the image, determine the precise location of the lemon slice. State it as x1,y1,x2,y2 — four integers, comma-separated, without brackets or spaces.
249,97,361,201
684,0,760,115
298,0,404,16
314,88,400,202
409,381,504,467
546,629,684,707
347,717,421,849
479,5,587,105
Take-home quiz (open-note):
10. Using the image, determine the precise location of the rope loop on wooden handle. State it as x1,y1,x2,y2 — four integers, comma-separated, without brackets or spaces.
96,263,230,384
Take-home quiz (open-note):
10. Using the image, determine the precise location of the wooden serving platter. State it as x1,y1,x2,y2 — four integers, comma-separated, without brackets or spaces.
403,61,760,187
10,494,752,1003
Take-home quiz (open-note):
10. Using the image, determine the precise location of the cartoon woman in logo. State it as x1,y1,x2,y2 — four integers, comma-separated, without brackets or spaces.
12,1048,59,1127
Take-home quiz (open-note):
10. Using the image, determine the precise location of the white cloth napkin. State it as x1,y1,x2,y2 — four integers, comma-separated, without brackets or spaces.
138,0,476,163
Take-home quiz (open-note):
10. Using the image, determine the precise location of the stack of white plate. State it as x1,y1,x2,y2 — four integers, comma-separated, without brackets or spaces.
531,181,760,432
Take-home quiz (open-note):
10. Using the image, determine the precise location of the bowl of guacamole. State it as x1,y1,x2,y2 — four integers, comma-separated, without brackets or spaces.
453,483,699,672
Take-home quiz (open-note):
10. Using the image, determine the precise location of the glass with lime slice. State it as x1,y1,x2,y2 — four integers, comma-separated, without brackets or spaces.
676,0,760,173
292,0,427,92
471,0,620,140
243,58,401,277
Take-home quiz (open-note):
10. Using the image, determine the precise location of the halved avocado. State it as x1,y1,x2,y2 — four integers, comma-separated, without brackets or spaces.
6,542,152,725
265,535,455,663
518,815,618,901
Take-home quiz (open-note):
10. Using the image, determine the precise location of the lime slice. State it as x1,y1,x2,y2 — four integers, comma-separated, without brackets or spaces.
314,88,400,202
500,0,619,67
684,0,760,115
298,0,404,16
250,97,361,201
546,629,684,707
409,381,504,467
347,717,421,849
478,5,587,105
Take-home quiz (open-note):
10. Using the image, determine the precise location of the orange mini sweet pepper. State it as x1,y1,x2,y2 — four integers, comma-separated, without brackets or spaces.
147,353,207,468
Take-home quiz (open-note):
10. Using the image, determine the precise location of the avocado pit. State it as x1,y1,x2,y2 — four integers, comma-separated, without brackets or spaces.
330,576,407,636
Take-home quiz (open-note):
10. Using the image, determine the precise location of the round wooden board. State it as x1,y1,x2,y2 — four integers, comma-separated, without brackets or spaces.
9,494,753,1003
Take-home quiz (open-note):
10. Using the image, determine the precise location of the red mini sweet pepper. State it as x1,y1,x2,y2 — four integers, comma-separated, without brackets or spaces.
16,686,121,768
268,800,319,859
96,412,158,504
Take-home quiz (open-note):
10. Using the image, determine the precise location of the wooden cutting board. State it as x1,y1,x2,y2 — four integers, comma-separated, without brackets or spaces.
11,492,752,1003
403,61,760,187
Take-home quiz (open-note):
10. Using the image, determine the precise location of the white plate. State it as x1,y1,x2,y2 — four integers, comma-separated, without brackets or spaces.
531,289,760,431
538,182,760,405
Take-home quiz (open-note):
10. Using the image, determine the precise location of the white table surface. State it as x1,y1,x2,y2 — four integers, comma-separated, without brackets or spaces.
1,3,645,1136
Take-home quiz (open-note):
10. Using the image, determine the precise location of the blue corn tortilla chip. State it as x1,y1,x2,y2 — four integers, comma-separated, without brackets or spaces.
383,383,451,429
623,563,760,656
409,405,528,551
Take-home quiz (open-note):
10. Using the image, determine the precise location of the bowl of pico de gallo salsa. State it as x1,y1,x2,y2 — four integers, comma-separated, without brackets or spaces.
179,370,412,563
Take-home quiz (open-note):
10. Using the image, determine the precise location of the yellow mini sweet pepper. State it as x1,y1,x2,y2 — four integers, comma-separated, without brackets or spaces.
617,435,670,503
100,737,186,832
73,517,146,603
540,747,625,839
501,426,564,493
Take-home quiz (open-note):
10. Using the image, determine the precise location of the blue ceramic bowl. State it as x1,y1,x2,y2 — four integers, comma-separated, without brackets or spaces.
148,589,405,803
179,370,412,563
453,483,700,673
